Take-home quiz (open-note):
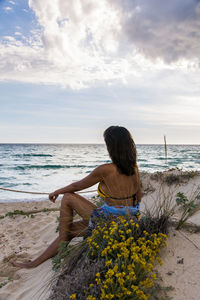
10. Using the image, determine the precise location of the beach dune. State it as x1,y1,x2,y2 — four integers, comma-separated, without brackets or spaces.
0,170,200,300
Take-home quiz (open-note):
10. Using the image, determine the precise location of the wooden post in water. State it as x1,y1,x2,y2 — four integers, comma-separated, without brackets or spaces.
164,135,167,163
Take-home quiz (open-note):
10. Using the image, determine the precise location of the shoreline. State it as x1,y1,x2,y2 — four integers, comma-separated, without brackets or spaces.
0,169,200,299
0,168,199,204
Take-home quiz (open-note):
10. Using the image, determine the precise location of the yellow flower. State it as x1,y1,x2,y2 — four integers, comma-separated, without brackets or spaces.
151,273,157,280
156,257,163,265
105,259,112,267
140,278,154,288
136,289,148,300
118,277,125,286
95,278,101,285
106,269,114,278
87,296,96,300
105,278,113,285
120,235,125,241
113,265,118,272
103,284,108,289
116,293,124,298
70,294,76,299
131,285,139,292
105,294,114,300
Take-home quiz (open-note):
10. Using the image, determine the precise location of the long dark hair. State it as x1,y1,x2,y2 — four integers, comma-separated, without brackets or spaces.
104,126,137,176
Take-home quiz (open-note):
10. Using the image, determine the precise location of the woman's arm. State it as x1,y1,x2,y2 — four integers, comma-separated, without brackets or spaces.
49,166,103,202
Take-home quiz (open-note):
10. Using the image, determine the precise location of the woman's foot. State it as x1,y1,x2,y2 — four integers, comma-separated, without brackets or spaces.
11,260,36,269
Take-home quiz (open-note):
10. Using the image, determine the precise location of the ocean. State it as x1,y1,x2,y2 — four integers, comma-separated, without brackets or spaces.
0,144,199,203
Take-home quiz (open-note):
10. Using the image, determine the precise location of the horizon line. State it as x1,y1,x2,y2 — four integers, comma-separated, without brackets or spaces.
0,142,199,145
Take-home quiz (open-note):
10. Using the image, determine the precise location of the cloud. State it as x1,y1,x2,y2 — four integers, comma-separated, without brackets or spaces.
0,0,200,88
14,32,22,36
3,6,13,11
0,0,131,88
114,0,200,63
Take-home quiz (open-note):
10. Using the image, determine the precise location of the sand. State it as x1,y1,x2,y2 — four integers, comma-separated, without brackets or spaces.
0,200,60,300
0,170,200,300
157,228,200,300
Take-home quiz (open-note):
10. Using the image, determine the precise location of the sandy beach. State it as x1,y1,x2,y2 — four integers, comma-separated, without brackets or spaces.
0,170,200,300
0,200,60,300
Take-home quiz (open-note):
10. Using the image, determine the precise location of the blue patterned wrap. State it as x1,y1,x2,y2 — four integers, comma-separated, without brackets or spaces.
86,202,141,237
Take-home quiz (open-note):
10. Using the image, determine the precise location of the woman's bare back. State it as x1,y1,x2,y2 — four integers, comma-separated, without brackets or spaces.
98,163,141,206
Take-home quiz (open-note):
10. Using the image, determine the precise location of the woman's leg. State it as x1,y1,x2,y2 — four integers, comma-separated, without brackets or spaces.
59,192,96,239
12,193,96,268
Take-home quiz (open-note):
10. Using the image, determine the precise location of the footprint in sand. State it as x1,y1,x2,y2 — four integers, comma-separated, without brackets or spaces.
1,253,29,279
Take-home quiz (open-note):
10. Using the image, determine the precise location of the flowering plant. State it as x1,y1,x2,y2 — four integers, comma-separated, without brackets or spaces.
70,215,167,300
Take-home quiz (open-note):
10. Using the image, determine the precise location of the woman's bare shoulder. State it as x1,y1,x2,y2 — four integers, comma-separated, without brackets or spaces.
97,163,115,174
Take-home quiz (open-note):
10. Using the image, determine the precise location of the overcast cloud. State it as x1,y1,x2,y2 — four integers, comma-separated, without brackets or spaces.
113,0,200,63
0,0,200,88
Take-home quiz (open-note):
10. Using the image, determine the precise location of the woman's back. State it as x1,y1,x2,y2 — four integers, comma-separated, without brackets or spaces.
98,163,140,206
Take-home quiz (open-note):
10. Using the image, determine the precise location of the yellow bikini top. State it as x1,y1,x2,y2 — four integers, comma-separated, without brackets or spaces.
97,183,110,198
97,183,137,201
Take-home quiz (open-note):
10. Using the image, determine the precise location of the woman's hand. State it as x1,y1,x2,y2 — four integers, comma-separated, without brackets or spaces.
49,191,59,203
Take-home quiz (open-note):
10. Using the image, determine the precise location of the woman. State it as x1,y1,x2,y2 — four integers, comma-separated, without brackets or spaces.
12,126,141,268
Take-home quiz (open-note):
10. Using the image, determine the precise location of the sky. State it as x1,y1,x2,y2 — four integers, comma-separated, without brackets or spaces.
0,0,200,144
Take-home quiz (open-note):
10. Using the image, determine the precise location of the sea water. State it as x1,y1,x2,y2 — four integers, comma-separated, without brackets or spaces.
0,144,199,202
